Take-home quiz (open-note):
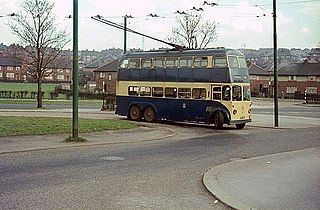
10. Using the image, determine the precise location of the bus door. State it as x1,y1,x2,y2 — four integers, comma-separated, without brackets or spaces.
231,85,246,120
176,88,191,121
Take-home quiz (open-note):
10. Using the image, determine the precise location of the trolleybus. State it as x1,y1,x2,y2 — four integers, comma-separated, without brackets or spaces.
116,48,252,129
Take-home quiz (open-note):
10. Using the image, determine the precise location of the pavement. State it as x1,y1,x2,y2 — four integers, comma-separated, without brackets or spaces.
1,103,320,210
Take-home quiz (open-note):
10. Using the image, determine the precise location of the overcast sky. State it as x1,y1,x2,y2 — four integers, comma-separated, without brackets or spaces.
1,0,319,51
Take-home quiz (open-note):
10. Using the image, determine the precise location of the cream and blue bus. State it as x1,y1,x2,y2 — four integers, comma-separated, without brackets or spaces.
116,48,252,129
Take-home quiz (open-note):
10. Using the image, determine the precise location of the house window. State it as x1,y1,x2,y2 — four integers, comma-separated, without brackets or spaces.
58,69,64,73
308,76,316,81
45,75,53,80
57,75,65,80
16,67,20,70
288,76,297,81
7,73,14,78
66,69,70,73
0,66,2,70
0,73,2,77
7,66,13,71
100,73,105,78
286,86,297,93
108,74,112,81
306,87,317,94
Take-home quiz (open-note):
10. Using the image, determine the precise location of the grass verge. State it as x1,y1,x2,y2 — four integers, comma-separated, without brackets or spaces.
0,116,137,137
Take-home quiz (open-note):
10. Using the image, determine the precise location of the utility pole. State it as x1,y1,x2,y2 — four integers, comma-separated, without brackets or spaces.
273,0,279,127
72,0,79,139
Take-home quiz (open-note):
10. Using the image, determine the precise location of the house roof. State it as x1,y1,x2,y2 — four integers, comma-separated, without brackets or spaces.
278,62,320,76
0,57,22,66
248,62,270,75
93,59,119,72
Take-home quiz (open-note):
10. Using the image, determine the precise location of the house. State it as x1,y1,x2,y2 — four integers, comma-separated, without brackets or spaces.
93,59,119,93
0,57,26,81
248,61,320,99
43,58,73,83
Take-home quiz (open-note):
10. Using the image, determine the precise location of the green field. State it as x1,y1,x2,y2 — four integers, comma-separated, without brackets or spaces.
0,116,137,137
0,82,57,92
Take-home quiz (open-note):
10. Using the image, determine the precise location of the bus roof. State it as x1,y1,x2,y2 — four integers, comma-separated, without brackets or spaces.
121,48,244,59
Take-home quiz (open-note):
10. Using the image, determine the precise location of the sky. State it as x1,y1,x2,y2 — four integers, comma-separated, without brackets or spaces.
0,0,319,51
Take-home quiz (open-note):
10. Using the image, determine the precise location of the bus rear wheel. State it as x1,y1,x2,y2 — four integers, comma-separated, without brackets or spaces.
213,111,224,129
143,106,156,122
128,105,141,121
235,123,246,129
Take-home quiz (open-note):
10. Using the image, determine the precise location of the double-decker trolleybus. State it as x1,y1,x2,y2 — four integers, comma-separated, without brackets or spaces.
115,48,252,129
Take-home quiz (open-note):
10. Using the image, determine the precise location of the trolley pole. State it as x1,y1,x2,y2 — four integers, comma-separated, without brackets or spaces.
124,15,127,54
72,0,79,139
273,0,279,127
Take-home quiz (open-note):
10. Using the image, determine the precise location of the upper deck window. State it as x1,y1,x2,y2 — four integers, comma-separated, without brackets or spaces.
142,58,152,68
228,56,239,68
166,58,178,68
128,59,140,68
154,58,165,68
213,57,227,67
120,59,128,68
179,57,193,68
239,57,247,68
193,57,208,68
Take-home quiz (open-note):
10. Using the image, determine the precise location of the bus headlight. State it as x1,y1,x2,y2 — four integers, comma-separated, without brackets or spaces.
233,109,237,115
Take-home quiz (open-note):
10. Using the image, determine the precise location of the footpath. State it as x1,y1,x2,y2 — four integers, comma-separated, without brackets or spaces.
1,102,320,210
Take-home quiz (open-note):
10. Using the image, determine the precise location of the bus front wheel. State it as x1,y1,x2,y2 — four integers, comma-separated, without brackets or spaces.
236,123,246,129
128,105,141,121
213,111,224,129
143,106,156,122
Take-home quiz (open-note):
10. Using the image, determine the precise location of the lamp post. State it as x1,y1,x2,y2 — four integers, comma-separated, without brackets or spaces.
72,0,79,139
273,0,279,127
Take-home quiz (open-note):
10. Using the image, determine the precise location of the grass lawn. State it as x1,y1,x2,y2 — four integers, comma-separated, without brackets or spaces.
0,99,103,106
0,82,57,92
0,116,137,137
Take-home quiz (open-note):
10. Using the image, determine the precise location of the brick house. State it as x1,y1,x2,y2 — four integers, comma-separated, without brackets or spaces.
43,58,72,83
248,61,320,98
93,59,119,93
0,57,27,81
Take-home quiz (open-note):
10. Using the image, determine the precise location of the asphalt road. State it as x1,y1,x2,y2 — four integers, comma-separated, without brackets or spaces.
1,123,320,209
1,100,320,209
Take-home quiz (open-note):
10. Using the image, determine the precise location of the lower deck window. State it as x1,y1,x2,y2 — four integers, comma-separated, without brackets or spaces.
165,87,177,98
192,88,206,99
152,87,163,97
178,88,191,98
128,86,139,96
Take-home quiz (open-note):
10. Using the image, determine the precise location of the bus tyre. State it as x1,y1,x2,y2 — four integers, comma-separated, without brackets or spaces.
236,123,246,129
214,111,224,129
143,106,156,122
128,105,141,121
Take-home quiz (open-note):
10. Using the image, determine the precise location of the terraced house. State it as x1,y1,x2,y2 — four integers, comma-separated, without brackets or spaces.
0,57,26,82
248,60,320,99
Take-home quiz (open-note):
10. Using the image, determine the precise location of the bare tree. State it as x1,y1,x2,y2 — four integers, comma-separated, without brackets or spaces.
9,0,70,108
168,12,219,49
